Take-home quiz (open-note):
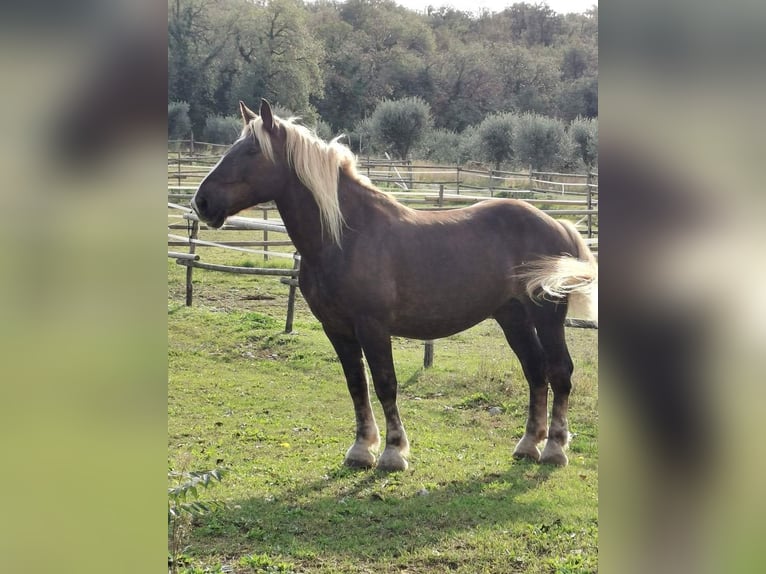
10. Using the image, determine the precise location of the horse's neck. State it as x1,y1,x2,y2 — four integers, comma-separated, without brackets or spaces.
275,173,397,261
273,179,322,260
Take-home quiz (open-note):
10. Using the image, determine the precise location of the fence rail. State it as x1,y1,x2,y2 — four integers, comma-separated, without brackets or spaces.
168,146,598,340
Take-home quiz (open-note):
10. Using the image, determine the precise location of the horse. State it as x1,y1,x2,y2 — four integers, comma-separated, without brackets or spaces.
191,99,598,471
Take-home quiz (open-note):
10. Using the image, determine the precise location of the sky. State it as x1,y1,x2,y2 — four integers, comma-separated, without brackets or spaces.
392,0,596,15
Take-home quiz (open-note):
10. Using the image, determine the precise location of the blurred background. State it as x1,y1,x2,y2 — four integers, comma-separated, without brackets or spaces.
0,0,764,572
600,1,766,573
0,1,166,572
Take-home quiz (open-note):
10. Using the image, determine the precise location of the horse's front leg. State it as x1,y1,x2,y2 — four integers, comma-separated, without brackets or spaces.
324,328,380,468
355,319,410,471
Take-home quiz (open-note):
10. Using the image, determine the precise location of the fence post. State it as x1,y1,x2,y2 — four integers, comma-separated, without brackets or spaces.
185,220,199,306
176,150,181,184
489,169,495,197
190,131,195,156
585,173,593,239
284,254,301,334
424,340,434,368
456,166,461,195
262,207,269,261
438,184,444,208
528,165,533,191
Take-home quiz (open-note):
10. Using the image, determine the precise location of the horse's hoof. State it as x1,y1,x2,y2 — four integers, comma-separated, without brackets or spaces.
377,448,408,472
344,456,375,469
513,436,542,462
513,450,541,462
540,441,569,466
344,444,377,469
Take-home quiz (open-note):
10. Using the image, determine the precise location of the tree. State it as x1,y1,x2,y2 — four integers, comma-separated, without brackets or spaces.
370,97,433,160
428,44,498,131
232,0,324,117
167,0,598,153
506,2,562,47
569,116,598,167
417,128,463,164
310,0,435,131
561,45,589,81
168,0,236,133
477,113,517,170
515,113,568,171
168,101,192,140
202,115,241,144
556,75,598,122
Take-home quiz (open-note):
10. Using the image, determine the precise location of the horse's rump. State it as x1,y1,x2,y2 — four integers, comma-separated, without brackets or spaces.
517,219,598,321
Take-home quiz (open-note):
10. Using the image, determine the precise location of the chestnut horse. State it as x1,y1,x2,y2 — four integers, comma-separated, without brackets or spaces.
192,99,597,471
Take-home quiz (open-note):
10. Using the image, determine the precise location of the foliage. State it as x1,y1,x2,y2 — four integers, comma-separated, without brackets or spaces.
169,0,324,134
168,467,228,574
202,115,242,145
569,116,598,168
416,128,463,165
313,118,334,142
232,0,324,116
370,97,433,160
169,100,192,140
456,125,481,166
557,75,599,122
477,113,517,170
169,0,598,134
346,117,376,155
515,113,569,171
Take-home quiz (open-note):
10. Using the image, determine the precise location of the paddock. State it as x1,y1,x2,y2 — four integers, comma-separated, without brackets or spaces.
167,242,599,573
167,142,599,572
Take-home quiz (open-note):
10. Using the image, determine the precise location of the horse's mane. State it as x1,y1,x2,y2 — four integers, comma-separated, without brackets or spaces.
247,115,372,245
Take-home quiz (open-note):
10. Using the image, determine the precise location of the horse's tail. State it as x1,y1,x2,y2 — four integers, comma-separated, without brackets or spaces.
519,220,598,321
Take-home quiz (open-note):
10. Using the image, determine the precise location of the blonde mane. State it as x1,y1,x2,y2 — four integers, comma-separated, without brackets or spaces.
247,115,368,245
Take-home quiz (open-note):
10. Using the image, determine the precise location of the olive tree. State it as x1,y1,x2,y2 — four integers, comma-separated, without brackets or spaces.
477,112,517,170
515,113,568,171
370,97,433,160
569,116,598,168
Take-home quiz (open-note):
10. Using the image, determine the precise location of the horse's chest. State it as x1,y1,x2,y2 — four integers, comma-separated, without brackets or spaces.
298,268,354,332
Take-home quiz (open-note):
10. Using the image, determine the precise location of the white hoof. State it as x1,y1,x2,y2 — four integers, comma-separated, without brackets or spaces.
513,434,542,462
540,439,569,466
344,439,379,469
377,448,408,472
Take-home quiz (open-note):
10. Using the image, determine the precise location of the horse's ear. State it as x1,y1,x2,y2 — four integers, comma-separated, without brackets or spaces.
260,98,275,133
239,101,257,125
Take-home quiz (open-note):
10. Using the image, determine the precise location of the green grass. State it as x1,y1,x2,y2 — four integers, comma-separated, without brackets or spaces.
168,253,598,573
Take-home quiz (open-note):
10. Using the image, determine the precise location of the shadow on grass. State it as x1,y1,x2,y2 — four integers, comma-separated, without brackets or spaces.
402,367,428,388
191,462,563,561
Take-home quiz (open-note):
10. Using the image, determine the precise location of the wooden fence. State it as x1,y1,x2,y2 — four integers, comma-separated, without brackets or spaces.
168,149,598,239
168,146,598,360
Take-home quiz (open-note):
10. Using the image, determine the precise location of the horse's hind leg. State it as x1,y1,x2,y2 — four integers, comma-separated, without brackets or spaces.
494,300,549,462
532,303,574,466
324,328,381,468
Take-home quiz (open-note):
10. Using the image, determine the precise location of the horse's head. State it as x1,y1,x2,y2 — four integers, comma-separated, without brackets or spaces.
191,99,286,228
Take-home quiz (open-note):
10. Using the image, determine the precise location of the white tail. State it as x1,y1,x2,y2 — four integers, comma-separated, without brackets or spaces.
518,220,598,321
518,256,598,321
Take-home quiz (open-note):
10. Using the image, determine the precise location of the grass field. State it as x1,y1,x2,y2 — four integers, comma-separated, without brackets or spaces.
168,246,598,573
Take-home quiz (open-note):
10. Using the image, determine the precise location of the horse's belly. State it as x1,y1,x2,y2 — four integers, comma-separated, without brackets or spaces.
390,295,508,340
